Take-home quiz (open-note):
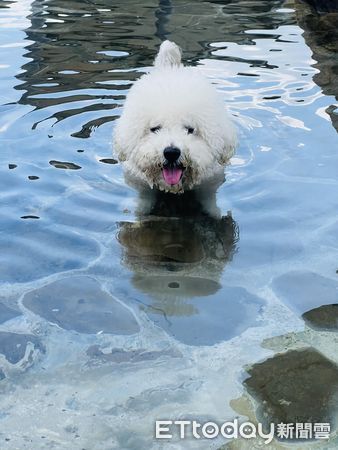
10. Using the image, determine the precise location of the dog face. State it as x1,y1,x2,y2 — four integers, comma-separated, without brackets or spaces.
114,67,236,193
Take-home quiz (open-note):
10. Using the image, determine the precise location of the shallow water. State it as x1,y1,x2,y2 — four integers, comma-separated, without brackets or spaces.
0,0,338,448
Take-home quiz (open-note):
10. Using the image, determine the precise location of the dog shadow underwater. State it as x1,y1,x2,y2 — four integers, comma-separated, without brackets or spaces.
115,191,265,345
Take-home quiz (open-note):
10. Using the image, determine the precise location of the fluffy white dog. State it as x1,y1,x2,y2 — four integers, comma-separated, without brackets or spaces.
114,40,236,208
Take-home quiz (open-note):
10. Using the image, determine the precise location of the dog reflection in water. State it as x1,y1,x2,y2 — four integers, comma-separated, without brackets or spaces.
117,191,238,317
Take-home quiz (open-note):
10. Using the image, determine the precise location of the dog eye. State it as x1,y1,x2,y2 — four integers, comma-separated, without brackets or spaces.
185,126,195,135
150,126,161,133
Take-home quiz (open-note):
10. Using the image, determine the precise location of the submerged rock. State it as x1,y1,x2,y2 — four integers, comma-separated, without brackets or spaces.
0,332,44,365
138,284,265,346
303,304,338,330
244,348,338,432
23,276,139,335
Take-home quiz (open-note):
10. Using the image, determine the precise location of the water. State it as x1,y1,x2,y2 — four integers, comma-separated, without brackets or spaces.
0,0,338,448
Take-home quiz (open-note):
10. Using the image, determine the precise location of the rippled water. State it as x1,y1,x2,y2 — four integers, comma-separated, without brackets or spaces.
0,0,338,448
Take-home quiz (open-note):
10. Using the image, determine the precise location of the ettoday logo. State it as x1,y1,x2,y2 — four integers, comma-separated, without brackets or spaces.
155,419,331,444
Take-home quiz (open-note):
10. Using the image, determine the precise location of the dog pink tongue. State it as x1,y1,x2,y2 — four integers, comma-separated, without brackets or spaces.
163,167,182,185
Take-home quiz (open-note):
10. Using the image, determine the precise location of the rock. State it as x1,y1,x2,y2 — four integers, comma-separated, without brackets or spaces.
244,348,338,430
302,304,338,330
23,277,139,335
138,284,265,346
0,331,44,365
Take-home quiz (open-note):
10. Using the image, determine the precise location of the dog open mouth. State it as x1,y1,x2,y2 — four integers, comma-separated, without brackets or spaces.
162,163,184,185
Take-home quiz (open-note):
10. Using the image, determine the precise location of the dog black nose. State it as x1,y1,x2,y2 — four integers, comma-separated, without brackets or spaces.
163,146,181,163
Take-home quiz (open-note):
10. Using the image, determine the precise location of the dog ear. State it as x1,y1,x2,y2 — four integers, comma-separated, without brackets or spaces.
217,135,237,165
118,151,127,162
218,152,232,165
216,118,237,166
113,140,127,162
199,118,237,166
113,119,129,162
115,147,127,162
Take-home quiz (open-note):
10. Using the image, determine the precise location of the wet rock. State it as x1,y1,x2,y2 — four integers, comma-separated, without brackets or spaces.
303,304,338,330
272,271,338,316
0,331,44,364
244,348,338,429
23,277,139,335
137,284,265,346
0,303,21,324
87,345,181,363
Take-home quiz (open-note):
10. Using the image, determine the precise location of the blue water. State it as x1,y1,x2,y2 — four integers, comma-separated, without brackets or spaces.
0,0,338,448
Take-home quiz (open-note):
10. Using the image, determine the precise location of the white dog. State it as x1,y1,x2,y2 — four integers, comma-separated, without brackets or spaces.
113,41,236,212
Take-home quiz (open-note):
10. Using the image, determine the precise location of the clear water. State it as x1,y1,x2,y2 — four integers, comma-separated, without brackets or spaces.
0,0,338,449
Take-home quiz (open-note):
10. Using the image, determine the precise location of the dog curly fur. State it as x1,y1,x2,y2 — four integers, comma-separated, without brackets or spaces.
113,41,237,200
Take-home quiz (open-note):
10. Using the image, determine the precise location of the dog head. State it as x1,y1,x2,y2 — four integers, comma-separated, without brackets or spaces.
113,42,237,193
